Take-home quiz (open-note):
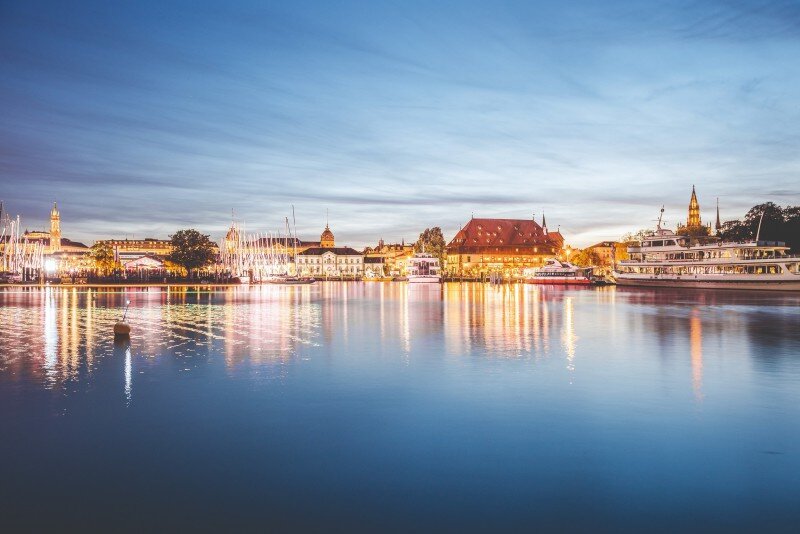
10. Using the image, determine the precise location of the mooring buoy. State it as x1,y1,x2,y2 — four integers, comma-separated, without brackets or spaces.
114,299,132,337
114,321,131,336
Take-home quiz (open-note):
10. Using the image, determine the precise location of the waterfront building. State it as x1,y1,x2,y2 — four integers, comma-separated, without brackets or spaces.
123,255,165,272
11,203,91,274
582,240,624,276
21,203,90,255
96,237,173,263
363,256,386,278
297,224,364,277
445,215,564,278
586,241,616,265
363,239,415,276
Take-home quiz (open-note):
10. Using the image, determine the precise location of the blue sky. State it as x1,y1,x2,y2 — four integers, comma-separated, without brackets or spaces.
1,0,798,248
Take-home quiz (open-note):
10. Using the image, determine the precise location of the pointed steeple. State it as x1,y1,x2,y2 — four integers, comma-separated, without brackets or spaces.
542,212,548,234
687,185,701,228
715,197,722,232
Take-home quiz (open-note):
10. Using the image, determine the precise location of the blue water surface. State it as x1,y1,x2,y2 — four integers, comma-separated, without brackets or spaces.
1,283,798,531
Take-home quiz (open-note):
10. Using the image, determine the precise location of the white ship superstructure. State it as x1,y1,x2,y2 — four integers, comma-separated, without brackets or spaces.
407,252,441,283
614,211,800,291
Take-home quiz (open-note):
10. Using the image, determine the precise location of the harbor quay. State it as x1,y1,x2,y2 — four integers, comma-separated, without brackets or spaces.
2,187,799,290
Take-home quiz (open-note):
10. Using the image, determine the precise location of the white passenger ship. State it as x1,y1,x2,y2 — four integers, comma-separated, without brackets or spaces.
614,212,800,291
407,252,441,283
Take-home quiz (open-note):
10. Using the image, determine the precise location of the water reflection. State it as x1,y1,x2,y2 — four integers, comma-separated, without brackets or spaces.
1,284,799,403
562,296,577,378
2,283,799,531
690,309,703,402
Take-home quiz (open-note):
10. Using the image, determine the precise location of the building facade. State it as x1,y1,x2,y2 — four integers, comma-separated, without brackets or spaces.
445,216,564,278
20,203,91,274
96,237,173,263
363,239,414,276
297,224,364,277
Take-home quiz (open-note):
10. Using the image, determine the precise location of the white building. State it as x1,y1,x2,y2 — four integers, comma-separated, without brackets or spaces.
297,224,364,277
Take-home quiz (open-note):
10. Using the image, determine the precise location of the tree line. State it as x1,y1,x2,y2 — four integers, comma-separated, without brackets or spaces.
718,202,800,251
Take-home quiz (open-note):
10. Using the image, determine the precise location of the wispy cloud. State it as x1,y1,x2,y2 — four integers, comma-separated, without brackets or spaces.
0,0,798,247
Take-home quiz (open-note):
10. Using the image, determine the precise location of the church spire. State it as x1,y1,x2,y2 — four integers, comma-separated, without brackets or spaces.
542,212,548,234
715,197,722,233
687,185,701,228
50,201,61,253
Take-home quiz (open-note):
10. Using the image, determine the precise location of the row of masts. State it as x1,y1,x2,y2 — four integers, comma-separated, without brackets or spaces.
1,205,46,275
220,207,300,282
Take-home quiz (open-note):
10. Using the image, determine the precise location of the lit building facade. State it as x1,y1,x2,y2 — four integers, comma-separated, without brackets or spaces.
585,241,616,266
297,224,364,277
18,203,91,274
363,239,414,276
96,238,173,263
445,216,564,277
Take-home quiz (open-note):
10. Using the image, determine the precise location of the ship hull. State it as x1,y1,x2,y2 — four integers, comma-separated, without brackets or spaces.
614,275,800,291
526,278,592,285
407,275,441,283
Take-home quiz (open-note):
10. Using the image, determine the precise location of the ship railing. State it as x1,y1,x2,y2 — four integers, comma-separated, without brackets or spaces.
618,255,799,264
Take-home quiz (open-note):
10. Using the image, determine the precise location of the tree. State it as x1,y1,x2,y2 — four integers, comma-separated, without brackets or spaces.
677,224,711,238
718,202,800,252
569,248,602,268
619,229,650,243
414,227,447,264
784,206,800,252
90,242,116,275
744,202,784,241
168,229,216,276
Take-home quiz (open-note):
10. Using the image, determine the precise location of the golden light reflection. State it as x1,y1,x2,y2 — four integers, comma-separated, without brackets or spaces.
690,309,704,402
443,283,574,360
561,296,577,380
43,287,57,385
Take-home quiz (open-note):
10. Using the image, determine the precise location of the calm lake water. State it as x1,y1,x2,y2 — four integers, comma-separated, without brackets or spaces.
1,283,799,531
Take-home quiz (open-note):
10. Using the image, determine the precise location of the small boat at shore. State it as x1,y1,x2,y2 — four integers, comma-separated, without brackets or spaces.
526,259,593,285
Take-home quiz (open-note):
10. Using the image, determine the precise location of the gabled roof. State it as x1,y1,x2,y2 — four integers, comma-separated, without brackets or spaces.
447,218,562,252
61,238,88,249
300,246,362,256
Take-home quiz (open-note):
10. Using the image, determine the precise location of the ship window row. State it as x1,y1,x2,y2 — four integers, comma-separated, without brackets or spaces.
620,265,787,275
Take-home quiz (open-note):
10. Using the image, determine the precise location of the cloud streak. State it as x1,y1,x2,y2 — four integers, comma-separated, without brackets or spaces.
0,0,798,248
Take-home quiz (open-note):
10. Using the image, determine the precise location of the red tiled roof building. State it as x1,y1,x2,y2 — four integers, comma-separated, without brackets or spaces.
446,216,564,277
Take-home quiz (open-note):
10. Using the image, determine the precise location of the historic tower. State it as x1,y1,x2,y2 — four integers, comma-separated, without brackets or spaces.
687,185,701,228
320,224,335,248
49,202,61,253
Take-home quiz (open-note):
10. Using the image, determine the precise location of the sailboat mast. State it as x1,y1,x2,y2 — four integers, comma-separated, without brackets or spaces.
292,205,298,274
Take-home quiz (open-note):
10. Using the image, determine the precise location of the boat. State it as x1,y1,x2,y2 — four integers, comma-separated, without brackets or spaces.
526,258,593,285
407,252,441,283
613,209,800,291
264,275,315,285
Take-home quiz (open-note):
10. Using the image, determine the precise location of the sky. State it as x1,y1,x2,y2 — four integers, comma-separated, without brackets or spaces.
1,0,799,248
